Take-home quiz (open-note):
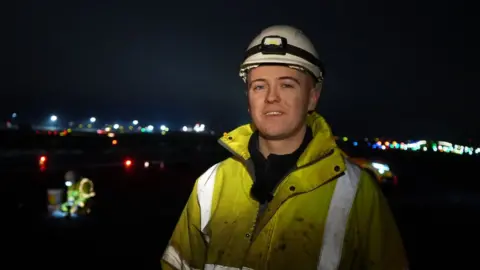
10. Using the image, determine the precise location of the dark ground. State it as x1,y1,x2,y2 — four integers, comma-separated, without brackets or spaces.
1,132,479,269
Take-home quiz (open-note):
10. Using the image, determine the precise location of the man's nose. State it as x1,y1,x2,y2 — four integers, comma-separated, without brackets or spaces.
265,85,281,103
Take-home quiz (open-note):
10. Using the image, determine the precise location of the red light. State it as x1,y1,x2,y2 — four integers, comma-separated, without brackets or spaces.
393,175,398,186
124,159,132,167
39,156,47,167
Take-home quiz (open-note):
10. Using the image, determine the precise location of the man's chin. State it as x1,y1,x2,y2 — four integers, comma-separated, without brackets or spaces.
258,130,291,141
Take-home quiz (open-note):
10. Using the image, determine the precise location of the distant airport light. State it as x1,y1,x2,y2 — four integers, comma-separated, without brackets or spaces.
90,117,96,123
39,156,47,171
147,125,154,131
112,139,118,145
39,155,47,165
50,115,57,122
132,120,138,125
194,123,205,132
372,162,389,174
144,161,150,168
124,159,132,167
113,124,119,129
182,126,188,132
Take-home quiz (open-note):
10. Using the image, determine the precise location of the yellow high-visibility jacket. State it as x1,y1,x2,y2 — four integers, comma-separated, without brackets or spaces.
162,112,408,270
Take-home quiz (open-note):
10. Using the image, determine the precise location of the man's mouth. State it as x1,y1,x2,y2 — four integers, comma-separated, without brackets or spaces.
264,111,283,116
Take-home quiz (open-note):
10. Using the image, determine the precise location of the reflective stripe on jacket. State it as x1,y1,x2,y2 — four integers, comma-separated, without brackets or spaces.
162,112,408,270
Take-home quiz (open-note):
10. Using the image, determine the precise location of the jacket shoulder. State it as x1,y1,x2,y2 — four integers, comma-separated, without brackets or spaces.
196,157,242,187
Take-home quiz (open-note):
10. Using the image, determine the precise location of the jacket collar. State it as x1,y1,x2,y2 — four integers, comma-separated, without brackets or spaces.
218,112,340,168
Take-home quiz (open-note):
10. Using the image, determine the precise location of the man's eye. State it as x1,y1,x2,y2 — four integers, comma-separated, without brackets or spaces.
253,85,265,91
281,83,294,88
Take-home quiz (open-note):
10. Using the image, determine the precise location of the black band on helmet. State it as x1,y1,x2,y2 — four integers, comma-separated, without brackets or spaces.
243,35,325,77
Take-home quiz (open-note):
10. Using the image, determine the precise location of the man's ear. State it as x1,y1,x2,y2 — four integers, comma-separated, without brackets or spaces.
307,82,322,111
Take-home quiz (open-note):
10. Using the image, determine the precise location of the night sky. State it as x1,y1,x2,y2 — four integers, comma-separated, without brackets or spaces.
5,0,478,141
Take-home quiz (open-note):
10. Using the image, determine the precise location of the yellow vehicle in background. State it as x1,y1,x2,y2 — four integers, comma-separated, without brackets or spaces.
336,144,398,187
348,157,398,186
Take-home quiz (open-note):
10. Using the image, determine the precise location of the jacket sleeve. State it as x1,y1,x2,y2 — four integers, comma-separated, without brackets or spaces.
161,180,208,270
354,170,409,270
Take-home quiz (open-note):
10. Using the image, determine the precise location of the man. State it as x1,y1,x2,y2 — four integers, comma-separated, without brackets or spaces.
162,25,408,270
61,170,95,215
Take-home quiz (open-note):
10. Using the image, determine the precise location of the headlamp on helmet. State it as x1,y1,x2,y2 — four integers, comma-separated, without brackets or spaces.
260,36,288,55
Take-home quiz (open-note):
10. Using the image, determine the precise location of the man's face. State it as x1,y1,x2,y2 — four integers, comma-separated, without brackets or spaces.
247,65,320,140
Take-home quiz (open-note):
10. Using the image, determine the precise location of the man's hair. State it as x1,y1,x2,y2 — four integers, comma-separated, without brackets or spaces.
244,67,320,94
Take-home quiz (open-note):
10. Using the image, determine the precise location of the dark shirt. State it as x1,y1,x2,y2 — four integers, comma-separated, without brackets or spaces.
248,127,313,204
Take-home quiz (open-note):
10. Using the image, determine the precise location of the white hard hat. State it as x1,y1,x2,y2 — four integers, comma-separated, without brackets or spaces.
240,25,325,83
